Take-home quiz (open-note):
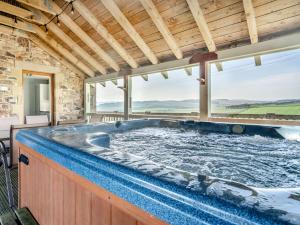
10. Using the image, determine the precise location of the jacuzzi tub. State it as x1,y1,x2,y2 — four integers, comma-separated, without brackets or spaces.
16,119,300,225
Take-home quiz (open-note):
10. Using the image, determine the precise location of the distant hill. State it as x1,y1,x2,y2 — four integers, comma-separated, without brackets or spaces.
96,99,300,113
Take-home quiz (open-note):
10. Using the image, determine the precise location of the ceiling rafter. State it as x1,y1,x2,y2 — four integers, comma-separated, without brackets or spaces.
101,0,158,65
186,0,216,52
69,0,138,69
49,1,120,72
16,0,56,15
35,26,95,77
28,34,86,77
186,0,223,72
0,14,36,33
243,0,258,44
242,0,262,66
36,11,106,74
0,1,45,25
0,1,32,18
139,0,183,59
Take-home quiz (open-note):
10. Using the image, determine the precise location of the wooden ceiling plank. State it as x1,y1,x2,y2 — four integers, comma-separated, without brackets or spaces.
50,2,119,72
101,0,158,65
186,0,216,52
139,0,183,59
36,11,106,74
16,0,56,15
72,0,138,69
0,15,36,33
28,34,87,77
243,0,258,44
0,1,33,18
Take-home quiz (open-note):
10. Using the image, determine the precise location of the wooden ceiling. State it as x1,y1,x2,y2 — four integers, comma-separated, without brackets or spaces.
0,0,300,77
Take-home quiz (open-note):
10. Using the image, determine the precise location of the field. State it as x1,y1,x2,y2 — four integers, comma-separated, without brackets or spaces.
213,103,300,115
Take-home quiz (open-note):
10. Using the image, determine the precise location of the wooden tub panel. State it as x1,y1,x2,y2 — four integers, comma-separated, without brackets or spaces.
18,144,167,225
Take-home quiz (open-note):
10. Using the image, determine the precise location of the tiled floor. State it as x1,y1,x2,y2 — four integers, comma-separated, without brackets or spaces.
0,165,18,216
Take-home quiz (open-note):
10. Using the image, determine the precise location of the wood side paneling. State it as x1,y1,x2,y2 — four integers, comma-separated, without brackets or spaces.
76,184,92,225
112,206,137,225
18,144,167,225
91,193,111,225
63,177,76,225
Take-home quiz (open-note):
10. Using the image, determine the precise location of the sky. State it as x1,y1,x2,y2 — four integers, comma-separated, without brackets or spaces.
96,48,300,103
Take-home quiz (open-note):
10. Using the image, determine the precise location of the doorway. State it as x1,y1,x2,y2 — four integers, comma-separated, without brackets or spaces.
23,71,54,124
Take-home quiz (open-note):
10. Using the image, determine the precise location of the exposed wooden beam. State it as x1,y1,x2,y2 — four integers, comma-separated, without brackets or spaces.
111,80,118,85
141,75,148,81
0,15,36,33
28,34,86,77
186,0,216,52
47,2,119,72
254,55,261,66
0,24,28,38
186,0,223,71
0,1,33,18
215,62,223,71
161,71,168,79
243,0,258,44
39,13,106,74
139,0,182,59
184,67,192,76
101,0,158,65
71,0,138,69
16,0,56,15
34,26,95,77
0,2,44,25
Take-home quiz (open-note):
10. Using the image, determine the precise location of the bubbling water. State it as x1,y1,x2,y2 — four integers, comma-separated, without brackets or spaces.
110,127,300,188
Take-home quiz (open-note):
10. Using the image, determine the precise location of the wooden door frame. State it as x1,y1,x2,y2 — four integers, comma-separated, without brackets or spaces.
22,70,55,125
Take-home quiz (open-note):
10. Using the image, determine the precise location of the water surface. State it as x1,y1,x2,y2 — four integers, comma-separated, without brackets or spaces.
110,127,300,188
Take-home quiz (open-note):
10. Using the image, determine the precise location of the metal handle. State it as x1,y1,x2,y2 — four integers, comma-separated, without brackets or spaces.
19,154,29,165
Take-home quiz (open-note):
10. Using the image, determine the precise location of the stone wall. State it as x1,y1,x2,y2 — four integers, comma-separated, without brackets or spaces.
0,31,85,122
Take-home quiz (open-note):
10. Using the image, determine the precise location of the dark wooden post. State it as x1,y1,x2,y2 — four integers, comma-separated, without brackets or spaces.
189,52,218,120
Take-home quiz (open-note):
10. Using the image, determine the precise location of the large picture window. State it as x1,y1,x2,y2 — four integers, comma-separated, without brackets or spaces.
210,48,300,119
132,67,199,114
96,79,124,113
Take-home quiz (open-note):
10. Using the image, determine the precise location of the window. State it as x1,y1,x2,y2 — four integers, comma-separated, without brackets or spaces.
96,79,124,112
131,67,199,114
210,48,300,119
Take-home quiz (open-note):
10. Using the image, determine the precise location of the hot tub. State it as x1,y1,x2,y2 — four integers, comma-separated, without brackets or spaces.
16,119,300,225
